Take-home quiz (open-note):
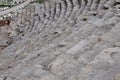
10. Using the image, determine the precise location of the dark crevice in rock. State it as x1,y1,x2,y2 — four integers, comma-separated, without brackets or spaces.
58,44,66,48
3,77,7,80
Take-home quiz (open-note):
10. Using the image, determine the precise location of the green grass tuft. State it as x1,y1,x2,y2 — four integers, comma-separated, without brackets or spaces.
36,0,45,3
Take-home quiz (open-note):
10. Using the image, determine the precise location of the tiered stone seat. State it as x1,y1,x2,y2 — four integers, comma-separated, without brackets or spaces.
0,0,120,80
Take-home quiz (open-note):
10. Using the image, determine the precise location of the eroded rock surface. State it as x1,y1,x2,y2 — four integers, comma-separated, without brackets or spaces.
0,0,120,80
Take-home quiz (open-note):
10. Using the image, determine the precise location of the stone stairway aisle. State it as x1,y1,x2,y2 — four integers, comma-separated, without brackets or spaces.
0,0,120,80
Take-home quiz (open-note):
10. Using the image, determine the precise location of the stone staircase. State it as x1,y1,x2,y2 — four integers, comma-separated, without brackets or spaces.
0,0,120,80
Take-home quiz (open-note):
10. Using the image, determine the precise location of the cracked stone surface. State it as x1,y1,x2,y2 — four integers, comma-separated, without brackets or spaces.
0,0,120,80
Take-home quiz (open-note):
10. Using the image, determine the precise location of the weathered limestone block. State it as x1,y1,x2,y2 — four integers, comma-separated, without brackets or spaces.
45,1,50,18
115,73,120,80
72,0,79,9
66,0,72,7
69,0,80,20
77,47,120,80
101,22,120,43
60,0,67,11
115,5,120,16
82,0,92,15
54,3,60,20
97,0,107,10
40,3,46,18
64,0,72,18
114,42,120,47
75,0,86,17
102,8,116,20
90,0,99,11
66,35,99,55
0,32,13,46
49,2,56,20
48,54,78,79
104,0,115,8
